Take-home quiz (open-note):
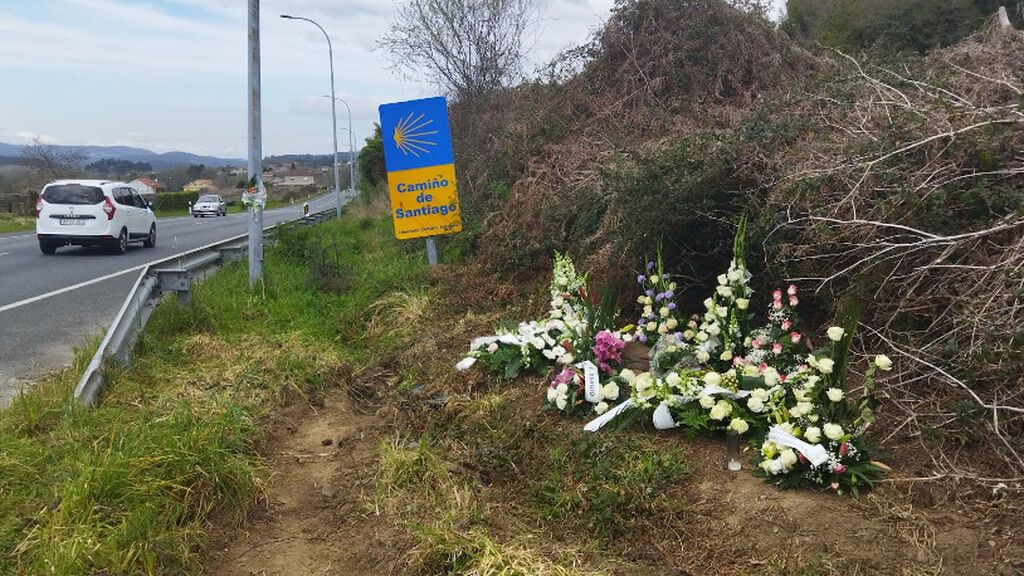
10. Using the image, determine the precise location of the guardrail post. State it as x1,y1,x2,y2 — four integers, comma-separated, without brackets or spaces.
156,269,192,307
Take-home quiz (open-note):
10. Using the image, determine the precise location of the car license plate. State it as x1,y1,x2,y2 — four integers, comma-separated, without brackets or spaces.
59,219,85,226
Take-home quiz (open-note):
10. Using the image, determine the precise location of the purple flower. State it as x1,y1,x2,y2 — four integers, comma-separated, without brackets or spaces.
645,289,654,297
655,292,664,302
637,333,648,343
647,261,656,271
668,302,676,310
665,290,674,299
637,275,646,284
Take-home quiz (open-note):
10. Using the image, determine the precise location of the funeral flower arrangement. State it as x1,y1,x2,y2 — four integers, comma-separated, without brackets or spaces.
457,219,890,495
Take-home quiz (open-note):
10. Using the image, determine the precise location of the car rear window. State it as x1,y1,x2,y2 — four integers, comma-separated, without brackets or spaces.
198,195,219,202
42,184,105,205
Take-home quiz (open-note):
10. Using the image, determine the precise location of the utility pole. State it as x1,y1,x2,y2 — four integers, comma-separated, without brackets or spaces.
247,0,264,287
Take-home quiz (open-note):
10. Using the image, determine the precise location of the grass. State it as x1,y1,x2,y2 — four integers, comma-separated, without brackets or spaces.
0,211,427,574
0,212,34,234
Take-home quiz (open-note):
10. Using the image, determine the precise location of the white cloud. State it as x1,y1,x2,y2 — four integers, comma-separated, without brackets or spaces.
0,0,616,156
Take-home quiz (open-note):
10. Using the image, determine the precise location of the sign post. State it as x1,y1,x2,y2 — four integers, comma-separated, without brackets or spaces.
378,96,462,264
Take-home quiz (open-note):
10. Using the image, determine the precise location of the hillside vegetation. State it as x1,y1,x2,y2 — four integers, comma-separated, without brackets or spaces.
433,0,1024,494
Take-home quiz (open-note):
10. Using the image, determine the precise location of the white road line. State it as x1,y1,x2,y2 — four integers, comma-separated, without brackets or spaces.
0,264,147,314
0,234,33,241
0,252,11,257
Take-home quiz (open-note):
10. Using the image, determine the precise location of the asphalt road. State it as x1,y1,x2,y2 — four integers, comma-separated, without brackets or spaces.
0,193,346,405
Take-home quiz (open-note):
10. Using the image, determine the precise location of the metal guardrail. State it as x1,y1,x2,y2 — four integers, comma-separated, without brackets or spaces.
73,206,337,406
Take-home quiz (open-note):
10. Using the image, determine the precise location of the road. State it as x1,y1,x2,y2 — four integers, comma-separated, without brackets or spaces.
0,193,346,405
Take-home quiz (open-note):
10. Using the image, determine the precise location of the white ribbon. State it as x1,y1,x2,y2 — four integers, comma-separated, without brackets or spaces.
577,361,601,402
652,403,677,429
699,384,752,399
455,357,476,372
767,426,829,467
584,399,633,432
470,336,499,350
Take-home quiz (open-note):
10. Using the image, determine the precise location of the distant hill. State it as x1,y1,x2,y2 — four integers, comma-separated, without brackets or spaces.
264,153,355,167
0,141,245,169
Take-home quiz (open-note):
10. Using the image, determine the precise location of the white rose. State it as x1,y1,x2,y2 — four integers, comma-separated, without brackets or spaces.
703,297,715,310
696,331,709,342
552,297,565,308
698,395,715,409
763,368,779,386
707,324,721,337
804,426,822,444
717,274,728,286
716,306,728,317
736,298,749,310
602,382,620,400
669,282,677,290
643,305,653,316
792,401,813,418
550,310,562,319
657,324,668,335
826,388,845,402
487,342,499,353
649,275,660,284
826,326,845,342
719,350,733,361
594,402,609,415
531,337,546,350
817,358,834,374
556,383,568,394
752,388,770,401
559,353,575,365
728,269,743,282
709,400,731,420
746,397,765,413
729,418,749,434
619,369,635,382
555,396,567,411
716,286,733,298
874,354,893,371
780,449,798,468
666,318,679,330
551,346,566,357
660,306,671,318
644,296,653,306
703,372,721,386
779,422,795,435
696,350,710,363
636,295,646,304
823,422,844,441
646,321,658,332
546,388,558,402
665,372,682,387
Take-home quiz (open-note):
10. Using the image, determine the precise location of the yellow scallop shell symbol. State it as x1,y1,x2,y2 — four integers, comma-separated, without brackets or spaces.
393,112,438,157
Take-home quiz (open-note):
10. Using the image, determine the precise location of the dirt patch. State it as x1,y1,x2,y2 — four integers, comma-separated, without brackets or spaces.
203,380,408,576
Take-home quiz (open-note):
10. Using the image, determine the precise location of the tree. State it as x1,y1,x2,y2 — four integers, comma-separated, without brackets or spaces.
186,164,206,180
20,139,85,180
358,123,386,188
379,0,536,100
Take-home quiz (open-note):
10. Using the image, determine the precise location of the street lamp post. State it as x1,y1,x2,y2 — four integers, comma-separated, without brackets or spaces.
280,14,342,219
323,95,355,198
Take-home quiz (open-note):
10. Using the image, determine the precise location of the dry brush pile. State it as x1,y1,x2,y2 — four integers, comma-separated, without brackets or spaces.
447,0,1024,503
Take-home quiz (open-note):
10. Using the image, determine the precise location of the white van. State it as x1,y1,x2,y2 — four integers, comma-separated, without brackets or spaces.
36,180,157,255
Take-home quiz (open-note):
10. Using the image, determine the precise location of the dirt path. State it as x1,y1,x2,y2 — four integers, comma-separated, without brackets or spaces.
204,385,402,576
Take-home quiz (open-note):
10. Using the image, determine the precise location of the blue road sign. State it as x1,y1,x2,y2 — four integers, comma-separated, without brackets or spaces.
378,96,455,172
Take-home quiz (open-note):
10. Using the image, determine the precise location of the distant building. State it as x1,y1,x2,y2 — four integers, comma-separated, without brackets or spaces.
130,177,164,195
184,179,217,193
278,172,315,187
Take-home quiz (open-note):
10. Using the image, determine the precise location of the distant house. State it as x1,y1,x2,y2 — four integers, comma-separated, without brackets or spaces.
278,172,315,187
130,177,164,195
184,179,217,193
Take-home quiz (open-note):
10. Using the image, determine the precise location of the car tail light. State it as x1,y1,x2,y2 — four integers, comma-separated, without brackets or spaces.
102,197,116,220
36,197,43,218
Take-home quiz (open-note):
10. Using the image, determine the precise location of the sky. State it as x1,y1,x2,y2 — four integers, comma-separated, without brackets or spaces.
0,0,785,159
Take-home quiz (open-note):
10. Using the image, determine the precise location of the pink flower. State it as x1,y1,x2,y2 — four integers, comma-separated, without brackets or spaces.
758,362,768,372
790,332,802,343
789,295,799,307
833,464,847,475
772,290,783,301
779,374,788,382
787,284,798,296
751,338,763,349
839,442,849,458
772,301,783,310
732,356,745,366
772,342,783,354
781,319,793,331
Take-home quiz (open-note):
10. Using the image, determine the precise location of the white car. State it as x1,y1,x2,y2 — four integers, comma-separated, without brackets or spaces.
36,180,157,255
191,194,226,217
